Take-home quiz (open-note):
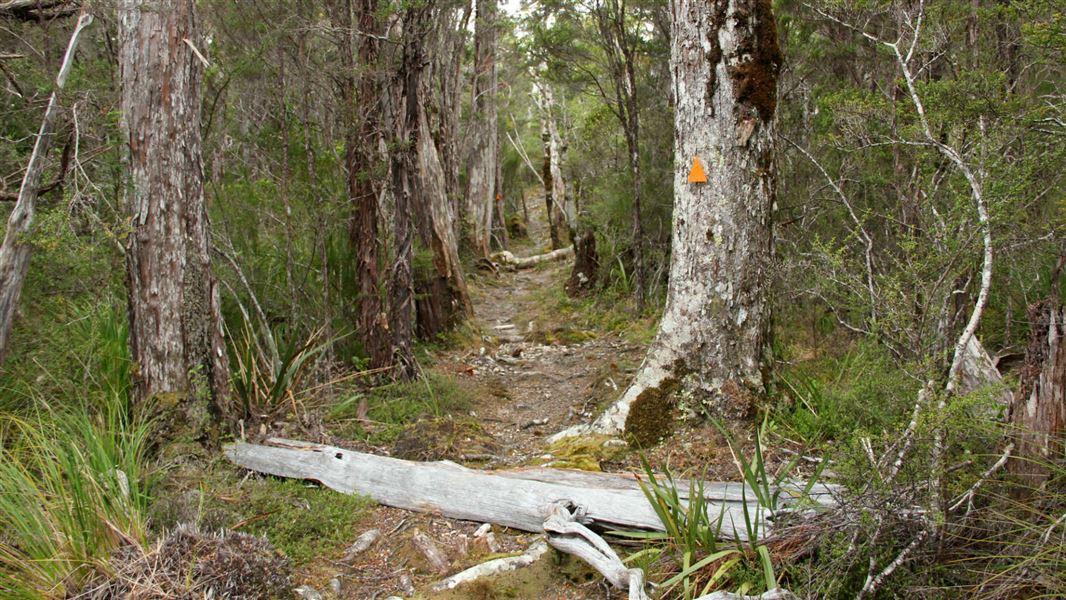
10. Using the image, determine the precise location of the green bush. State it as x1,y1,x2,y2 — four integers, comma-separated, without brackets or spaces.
777,340,920,444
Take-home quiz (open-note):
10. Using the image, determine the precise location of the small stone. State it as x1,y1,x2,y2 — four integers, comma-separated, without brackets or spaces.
294,585,323,600
399,572,416,595
329,577,342,596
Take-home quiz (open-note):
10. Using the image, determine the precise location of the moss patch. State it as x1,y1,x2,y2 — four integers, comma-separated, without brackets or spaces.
527,326,597,346
391,415,499,462
535,434,627,471
728,0,783,123
624,377,680,447
236,479,373,565
152,470,373,566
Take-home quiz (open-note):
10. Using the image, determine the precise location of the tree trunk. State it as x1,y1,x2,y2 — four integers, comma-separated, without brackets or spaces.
464,0,498,259
336,0,392,370
0,12,91,367
535,81,570,249
225,438,836,541
387,4,423,379
567,228,599,296
414,107,474,337
433,3,470,245
1008,297,1066,489
556,0,781,443
409,8,473,338
118,0,230,437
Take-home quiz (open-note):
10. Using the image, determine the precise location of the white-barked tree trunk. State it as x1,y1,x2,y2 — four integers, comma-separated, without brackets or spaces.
556,0,781,443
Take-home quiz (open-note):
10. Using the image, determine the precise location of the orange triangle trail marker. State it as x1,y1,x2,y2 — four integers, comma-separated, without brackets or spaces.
687,156,708,183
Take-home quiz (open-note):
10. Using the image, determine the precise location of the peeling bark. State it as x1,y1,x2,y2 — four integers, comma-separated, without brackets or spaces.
336,0,392,370
1008,298,1066,489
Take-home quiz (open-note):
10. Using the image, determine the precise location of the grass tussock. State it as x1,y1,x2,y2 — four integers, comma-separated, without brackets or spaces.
0,396,154,599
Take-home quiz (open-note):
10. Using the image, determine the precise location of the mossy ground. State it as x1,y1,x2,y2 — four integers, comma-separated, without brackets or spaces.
534,434,627,471
151,466,373,566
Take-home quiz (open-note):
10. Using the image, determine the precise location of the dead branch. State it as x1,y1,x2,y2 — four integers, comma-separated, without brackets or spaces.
491,246,574,269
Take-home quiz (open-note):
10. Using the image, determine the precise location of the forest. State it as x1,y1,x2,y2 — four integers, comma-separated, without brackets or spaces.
0,0,1064,598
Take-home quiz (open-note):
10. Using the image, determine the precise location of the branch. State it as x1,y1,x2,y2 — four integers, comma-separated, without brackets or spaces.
0,0,78,20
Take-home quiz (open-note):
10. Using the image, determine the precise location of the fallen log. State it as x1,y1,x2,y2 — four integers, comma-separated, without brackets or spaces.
223,438,799,540
225,438,830,598
491,246,573,269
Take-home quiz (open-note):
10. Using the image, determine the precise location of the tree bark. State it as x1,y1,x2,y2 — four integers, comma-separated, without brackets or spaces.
118,0,230,435
1008,297,1066,489
464,0,498,259
336,0,392,370
408,7,473,338
0,11,91,368
535,81,571,249
556,0,781,442
387,5,423,379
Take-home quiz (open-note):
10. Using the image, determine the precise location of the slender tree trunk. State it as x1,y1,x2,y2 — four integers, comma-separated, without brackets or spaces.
276,51,298,321
465,0,498,259
494,158,509,248
336,0,392,370
0,12,91,367
557,0,781,443
118,0,230,435
623,90,645,312
596,0,645,309
535,81,570,249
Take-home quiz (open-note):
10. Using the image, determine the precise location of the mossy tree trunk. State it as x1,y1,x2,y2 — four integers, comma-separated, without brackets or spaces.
560,0,781,442
118,0,230,439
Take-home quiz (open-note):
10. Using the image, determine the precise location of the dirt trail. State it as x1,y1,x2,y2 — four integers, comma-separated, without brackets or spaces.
460,260,643,466
332,206,645,599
